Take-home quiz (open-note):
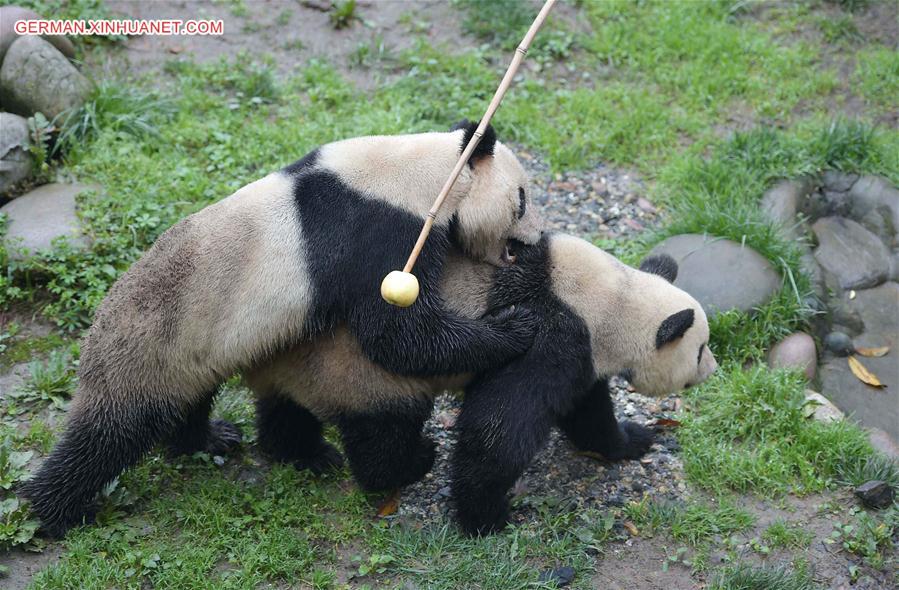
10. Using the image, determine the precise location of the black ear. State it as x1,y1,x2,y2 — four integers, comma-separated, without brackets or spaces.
450,119,496,165
640,254,678,283
656,309,694,349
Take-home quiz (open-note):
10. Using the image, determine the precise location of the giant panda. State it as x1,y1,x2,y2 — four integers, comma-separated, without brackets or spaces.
244,233,718,535
21,121,545,537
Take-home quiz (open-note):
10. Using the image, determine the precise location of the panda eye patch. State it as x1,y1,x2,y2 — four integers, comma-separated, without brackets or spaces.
517,187,526,219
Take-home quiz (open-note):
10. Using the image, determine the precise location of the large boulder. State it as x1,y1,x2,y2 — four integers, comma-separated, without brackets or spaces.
1,182,94,258
761,178,812,236
647,234,781,316
0,5,76,63
819,282,899,440
0,36,90,119
812,216,890,290
0,112,32,195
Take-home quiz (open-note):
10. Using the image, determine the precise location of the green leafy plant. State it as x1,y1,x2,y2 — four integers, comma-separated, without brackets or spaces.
0,437,33,490
15,349,77,408
0,497,39,551
827,505,897,569
329,0,357,29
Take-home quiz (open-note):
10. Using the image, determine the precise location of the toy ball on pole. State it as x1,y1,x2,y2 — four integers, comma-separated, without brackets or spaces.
380,0,558,307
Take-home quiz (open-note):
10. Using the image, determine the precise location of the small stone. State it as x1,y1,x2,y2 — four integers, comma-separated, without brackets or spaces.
0,36,90,119
648,234,781,316
768,332,817,380
636,197,656,213
0,111,32,195
434,486,451,499
538,566,575,587
822,170,859,193
1,182,95,258
853,480,895,509
812,217,890,290
823,331,854,356
607,494,624,506
804,390,844,423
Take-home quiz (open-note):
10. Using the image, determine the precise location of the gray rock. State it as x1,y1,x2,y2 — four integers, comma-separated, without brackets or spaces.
853,480,894,509
0,112,32,195
857,206,893,242
0,6,76,63
823,331,854,356
812,217,890,290
0,36,90,119
1,182,94,258
538,566,575,587
768,332,816,380
822,170,859,193
891,251,899,282
820,282,899,440
849,175,899,237
804,390,844,423
867,427,899,460
761,179,811,234
829,303,864,337
648,234,781,316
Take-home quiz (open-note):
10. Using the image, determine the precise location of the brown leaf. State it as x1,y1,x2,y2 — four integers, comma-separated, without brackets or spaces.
649,418,682,429
623,521,639,536
848,356,887,389
376,489,400,518
856,346,890,358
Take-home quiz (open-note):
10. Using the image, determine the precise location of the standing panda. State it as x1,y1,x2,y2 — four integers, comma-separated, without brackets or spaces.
21,121,544,537
245,233,718,535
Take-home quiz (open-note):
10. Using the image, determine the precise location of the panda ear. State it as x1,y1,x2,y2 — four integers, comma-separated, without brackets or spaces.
640,254,678,283
450,119,496,166
656,308,694,349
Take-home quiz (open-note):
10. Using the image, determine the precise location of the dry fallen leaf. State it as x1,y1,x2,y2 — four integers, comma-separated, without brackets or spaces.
376,489,400,517
623,521,639,536
856,346,890,358
848,356,887,389
649,418,682,429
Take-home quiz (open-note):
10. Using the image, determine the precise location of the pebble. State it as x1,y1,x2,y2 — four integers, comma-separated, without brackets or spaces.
853,480,895,509
823,331,854,356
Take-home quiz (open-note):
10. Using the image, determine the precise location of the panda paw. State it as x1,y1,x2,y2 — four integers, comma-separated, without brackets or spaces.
206,419,244,455
295,442,345,475
612,421,655,460
486,305,540,354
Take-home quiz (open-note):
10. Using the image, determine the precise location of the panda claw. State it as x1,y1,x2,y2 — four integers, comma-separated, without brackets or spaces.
206,419,244,456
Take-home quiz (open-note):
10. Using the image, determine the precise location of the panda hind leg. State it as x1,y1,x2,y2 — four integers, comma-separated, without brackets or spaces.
556,379,655,461
166,391,243,457
256,394,344,475
336,398,435,491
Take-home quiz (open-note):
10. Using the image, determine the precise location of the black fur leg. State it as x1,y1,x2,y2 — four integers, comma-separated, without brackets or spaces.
256,394,343,475
166,394,242,456
336,399,434,491
20,397,181,538
451,382,553,536
557,380,655,461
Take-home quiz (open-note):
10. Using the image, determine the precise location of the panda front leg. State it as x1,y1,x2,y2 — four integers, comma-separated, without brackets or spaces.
349,291,539,378
451,379,554,536
556,379,655,461
166,391,243,457
335,398,435,491
255,393,344,474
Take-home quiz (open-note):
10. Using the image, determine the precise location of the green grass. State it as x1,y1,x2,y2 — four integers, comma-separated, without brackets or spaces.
762,520,814,550
678,364,877,496
709,563,819,590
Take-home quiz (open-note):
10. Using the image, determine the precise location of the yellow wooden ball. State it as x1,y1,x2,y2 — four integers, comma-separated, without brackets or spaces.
380,270,420,307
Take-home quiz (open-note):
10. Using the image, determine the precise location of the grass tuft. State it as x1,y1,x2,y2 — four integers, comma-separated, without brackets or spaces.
709,563,819,590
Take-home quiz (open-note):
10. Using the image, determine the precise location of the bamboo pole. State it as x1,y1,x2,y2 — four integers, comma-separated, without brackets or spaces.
381,0,557,307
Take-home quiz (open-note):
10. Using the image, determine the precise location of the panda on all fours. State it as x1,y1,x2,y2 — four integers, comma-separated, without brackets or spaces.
22,121,545,537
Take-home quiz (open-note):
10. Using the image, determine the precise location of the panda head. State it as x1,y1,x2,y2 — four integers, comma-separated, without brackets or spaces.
548,234,717,397
449,120,544,266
